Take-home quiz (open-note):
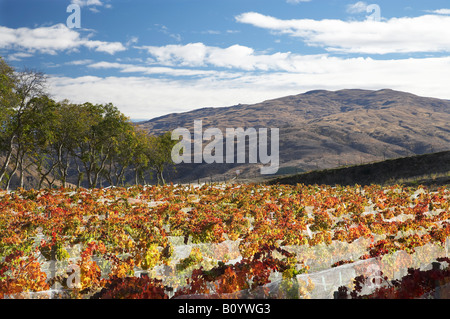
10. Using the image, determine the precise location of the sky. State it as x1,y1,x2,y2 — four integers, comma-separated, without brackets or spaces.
1,0,450,121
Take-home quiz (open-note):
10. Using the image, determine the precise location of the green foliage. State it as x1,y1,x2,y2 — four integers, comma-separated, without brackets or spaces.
176,247,204,271
147,131,177,185
0,57,178,190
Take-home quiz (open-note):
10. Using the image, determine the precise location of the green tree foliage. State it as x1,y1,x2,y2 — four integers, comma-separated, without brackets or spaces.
0,59,47,188
0,57,177,189
147,132,176,185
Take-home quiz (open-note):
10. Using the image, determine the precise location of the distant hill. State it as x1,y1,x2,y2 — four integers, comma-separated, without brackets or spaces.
266,150,450,188
137,89,450,182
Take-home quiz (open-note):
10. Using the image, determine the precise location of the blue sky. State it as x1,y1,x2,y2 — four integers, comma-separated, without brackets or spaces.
1,0,450,120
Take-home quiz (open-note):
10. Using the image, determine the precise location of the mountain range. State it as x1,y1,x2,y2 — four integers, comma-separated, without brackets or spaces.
137,89,450,182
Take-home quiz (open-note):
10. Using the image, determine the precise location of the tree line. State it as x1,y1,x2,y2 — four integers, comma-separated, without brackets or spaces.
0,57,175,190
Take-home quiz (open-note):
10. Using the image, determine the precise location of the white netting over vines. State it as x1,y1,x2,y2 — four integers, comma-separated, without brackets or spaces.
2,184,450,299
4,237,450,299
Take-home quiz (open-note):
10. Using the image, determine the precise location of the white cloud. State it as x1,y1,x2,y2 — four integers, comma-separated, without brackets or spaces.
126,36,139,47
65,59,93,65
0,24,126,55
87,61,226,77
70,1,112,12
347,1,369,14
139,43,207,67
71,0,104,7
426,9,450,15
286,0,311,3
202,30,221,35
6,52,33,61
138,42,316,71
154,24,182,42
47,55,450,120
82,40,126,54
48,74,296,120
235,12,450,54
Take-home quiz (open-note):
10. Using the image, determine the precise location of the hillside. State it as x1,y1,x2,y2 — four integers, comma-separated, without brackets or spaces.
266,150,450,188
137,89,450,182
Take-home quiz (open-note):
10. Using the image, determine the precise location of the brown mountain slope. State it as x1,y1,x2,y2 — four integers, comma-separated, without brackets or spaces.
137,89,450,182
267,151,450,188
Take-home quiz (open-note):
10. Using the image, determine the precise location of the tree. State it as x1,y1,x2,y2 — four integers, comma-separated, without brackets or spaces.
13,95,58,189
0,59,47,189
0,57,18,186
0,57,179,190
105,124,143,186
48,101,100,188
147,131,176,185
28,96,64,189
75,102,134,188
130,129,152,186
